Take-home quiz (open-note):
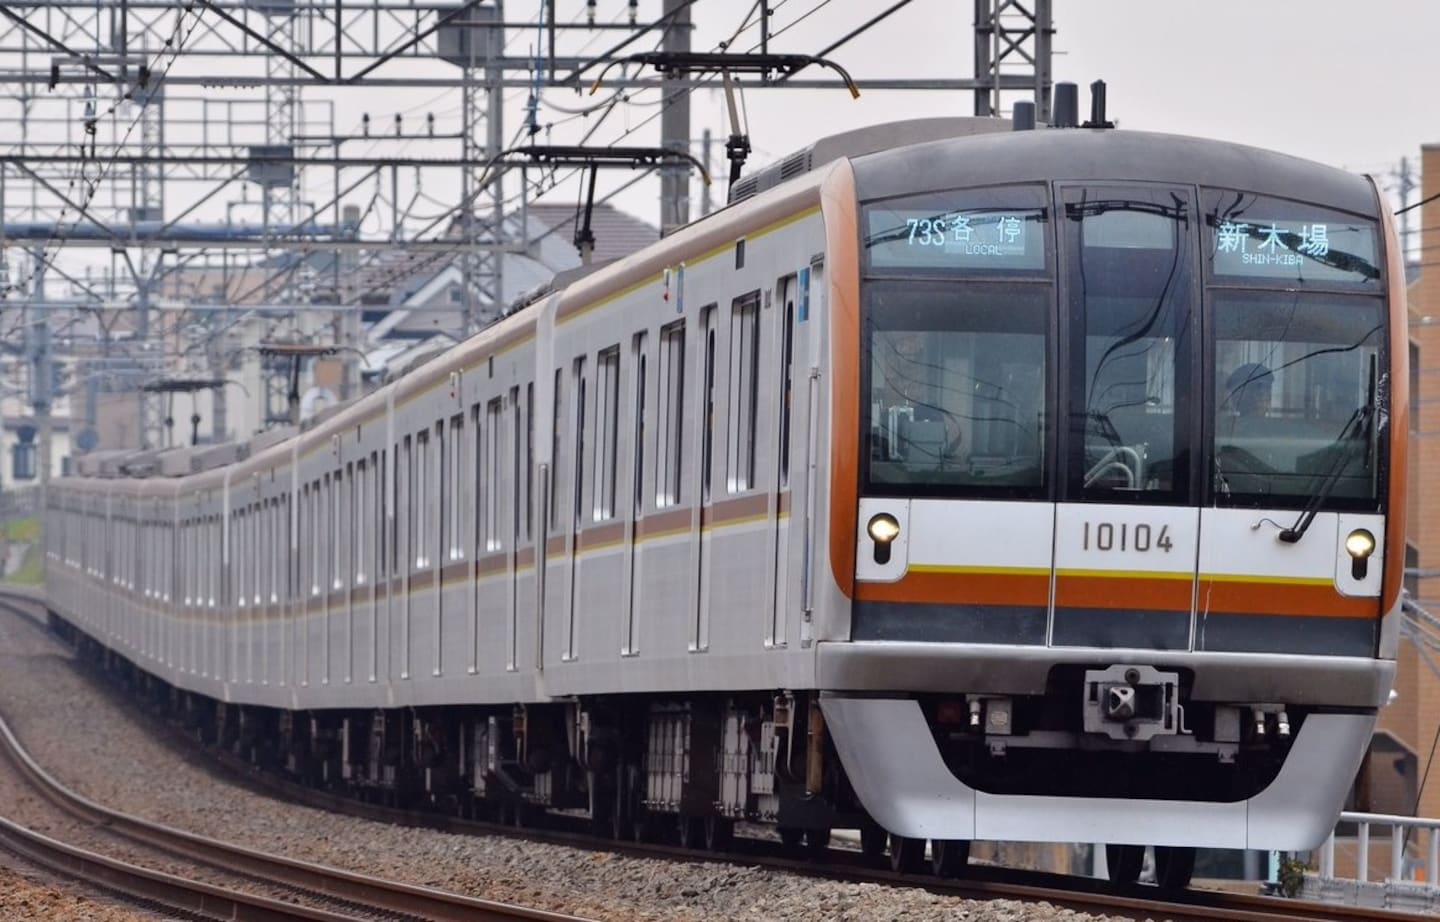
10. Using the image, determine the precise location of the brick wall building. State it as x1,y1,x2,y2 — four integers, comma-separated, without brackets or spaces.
1341,144,1440,882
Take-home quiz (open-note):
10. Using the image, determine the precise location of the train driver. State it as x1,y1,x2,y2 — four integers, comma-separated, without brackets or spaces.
1225,362,1274,420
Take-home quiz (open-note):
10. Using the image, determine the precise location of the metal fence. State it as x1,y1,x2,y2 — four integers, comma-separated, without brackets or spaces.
0,488,38,522
1318,811,1440,885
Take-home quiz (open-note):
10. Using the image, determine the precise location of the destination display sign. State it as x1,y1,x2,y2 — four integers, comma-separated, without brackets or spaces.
865,206,1047,272
1210,217,1379,284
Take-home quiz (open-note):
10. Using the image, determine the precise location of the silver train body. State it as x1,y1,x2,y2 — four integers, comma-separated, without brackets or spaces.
46,118,1408,855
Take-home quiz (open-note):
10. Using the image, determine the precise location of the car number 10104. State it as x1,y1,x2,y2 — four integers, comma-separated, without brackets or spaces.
1082,522,1174,553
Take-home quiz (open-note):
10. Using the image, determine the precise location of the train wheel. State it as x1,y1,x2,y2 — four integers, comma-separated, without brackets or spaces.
609,799,626,841
779,826,804,849
930,839,970,877
804,827,831,860
1154,846,1195,891
888,834,925,874
677,814,705,849
630,808,653,843
703,816,734,852
1105,844,1145,886
859,822,887,861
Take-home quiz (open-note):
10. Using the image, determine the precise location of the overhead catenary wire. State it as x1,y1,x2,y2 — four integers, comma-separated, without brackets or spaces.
2,0,207,303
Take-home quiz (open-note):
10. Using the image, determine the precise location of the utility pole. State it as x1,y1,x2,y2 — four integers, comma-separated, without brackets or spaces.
659,0,692,235
28,249,51,494
973,0,1053,121
700,127,714,217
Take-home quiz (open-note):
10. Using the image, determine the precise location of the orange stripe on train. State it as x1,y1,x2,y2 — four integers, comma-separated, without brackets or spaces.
1197,578,1378,619
856,569,1049,607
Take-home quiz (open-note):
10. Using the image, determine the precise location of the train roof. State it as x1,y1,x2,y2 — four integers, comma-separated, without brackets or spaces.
60,122,1382,487
850,127,1380,216
726,117,1011,206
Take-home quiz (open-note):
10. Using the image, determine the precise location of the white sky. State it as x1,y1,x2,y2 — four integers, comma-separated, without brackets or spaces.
577,0,1439,232
13,0,1440,285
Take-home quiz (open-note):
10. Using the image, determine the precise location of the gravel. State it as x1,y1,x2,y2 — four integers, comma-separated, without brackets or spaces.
0,606,1151,922
0,868,174,921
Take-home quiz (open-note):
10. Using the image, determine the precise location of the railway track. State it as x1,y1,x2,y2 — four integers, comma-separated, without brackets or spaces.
0,598,594,922
0,590,1420,922
178,704,1435,922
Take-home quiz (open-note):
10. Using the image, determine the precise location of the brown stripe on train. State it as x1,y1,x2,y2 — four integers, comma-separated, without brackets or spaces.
633,506,692,539
474,554,507,578
701,491,771,528
576,520,626,551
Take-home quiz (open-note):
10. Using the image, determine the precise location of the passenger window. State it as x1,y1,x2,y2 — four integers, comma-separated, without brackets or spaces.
572,358,587,529
633,332,648,517
525,382,534,540
448,415,464,560
594,347,621,521
700,306,717,502
486,397,504,550
550,370,563,531
656,321,686,507
728,291,761,492
511,387,522,538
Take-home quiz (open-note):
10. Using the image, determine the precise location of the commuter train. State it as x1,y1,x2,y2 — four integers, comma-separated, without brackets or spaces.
44,113,1407,888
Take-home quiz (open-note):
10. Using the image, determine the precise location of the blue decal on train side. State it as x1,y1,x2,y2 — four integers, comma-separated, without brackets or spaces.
798,266,809,323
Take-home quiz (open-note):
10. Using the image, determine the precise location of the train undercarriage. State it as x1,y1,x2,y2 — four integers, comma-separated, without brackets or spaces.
53,610,1361,889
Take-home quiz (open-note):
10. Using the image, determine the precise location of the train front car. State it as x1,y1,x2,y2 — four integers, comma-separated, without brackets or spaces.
817,129,1407,879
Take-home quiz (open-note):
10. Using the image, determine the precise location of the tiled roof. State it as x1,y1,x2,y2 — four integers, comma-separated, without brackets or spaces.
524,203,659,263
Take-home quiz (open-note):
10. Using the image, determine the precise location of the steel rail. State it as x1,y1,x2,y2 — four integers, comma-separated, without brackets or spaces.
0,812,363,922
0,609,595,922
0,589,1417,922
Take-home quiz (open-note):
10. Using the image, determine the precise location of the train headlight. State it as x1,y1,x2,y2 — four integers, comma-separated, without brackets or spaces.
867,513,901,545
1345,529,1376,560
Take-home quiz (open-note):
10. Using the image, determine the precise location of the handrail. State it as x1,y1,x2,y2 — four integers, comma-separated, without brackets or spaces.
1083,445,1142,488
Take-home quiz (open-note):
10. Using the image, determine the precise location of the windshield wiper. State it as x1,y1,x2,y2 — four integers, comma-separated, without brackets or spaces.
1277,404,1374,544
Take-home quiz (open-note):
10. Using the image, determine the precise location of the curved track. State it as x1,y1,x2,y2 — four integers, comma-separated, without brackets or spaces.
0,589,1420,922
0,595,593,922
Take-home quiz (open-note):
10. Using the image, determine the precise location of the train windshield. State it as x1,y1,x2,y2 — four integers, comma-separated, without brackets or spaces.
1204,189,1385,509
860,184,1052,498
1211,292,1383,507
858,183,1387,510
862,281,1048,496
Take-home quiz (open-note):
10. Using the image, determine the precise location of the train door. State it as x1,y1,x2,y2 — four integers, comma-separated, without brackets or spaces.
401,434,413,679
564,359,586,662
798,265,822,645
343,462,355,684
624,334,647,656
508,387,522,671
1051,183,1201,651
432,421,444,678
769,275,799,647
323,472,334,684
690,305,719,652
